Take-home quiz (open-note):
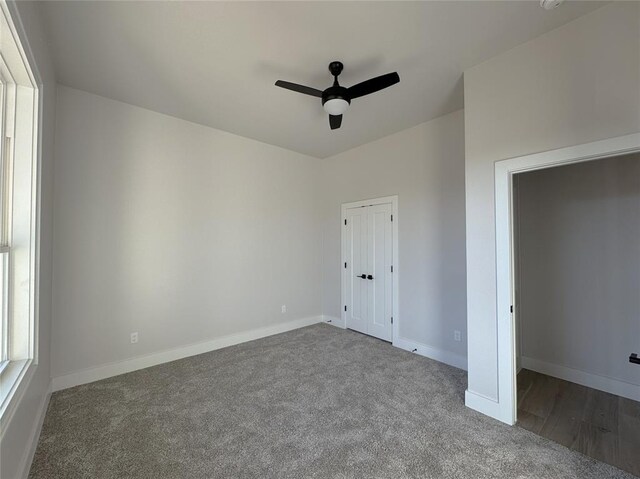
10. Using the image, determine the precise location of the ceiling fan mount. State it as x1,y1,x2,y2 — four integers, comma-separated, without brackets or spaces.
328,61,344,78
275,60,400,130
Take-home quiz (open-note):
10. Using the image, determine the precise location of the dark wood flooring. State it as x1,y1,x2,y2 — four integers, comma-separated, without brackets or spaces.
517,369,640,477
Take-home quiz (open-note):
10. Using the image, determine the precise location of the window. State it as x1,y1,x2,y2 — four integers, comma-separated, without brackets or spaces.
0,0,41,419
0,64,15,374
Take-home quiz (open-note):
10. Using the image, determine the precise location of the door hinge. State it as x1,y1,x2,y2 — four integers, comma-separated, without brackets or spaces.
344,305,347,312
344,219,347,226
510,305,513,313
391,317,393,324
344,262,347,269
391,214,393,222
391,265,393,273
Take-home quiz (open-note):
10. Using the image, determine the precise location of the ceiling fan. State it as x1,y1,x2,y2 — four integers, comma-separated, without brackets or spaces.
275,61,400,130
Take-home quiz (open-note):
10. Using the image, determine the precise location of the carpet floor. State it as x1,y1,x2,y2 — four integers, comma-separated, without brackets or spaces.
29,324,636,478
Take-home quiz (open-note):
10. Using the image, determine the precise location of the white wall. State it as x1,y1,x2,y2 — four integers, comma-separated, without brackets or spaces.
52,86,322,379
320,110,467,366
516,154,640,390
0,1,56,478
464,2,640,411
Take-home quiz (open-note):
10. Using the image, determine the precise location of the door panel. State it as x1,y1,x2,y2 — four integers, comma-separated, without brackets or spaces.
369,204,393,342
345,208,368,334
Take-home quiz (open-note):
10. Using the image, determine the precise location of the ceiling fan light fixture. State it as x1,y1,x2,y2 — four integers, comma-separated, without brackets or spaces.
323,98,349,116
275,61,399,130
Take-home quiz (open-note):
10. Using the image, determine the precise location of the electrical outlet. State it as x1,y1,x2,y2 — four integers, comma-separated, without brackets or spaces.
281,305,286,314
130,332,138,344
454,330,461,342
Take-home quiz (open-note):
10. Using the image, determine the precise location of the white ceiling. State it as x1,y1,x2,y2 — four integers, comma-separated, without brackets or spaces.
40,1,604,158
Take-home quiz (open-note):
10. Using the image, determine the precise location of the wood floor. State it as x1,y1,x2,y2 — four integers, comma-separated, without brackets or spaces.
517,369,640,477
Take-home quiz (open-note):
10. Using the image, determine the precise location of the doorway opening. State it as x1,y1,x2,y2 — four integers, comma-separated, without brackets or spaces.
494,133,640,429
512,153,640,476
341,196,398,343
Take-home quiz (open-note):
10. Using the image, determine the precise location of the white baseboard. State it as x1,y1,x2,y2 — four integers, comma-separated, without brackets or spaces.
521,356,640,402
16,382,51,479
322,315,345,329
465,389,514,425
393,336,468,371
52,316,323,392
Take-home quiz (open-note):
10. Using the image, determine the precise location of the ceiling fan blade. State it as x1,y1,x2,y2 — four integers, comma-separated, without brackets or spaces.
347,72,400,100
275,80,323,98
329,114,342,130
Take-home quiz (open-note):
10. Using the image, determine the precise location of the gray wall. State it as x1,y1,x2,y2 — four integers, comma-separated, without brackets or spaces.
320,110,467,365
53,90,468,381
464,2,640,403
0,2,56,478
52,86,322,378
516,154,640,387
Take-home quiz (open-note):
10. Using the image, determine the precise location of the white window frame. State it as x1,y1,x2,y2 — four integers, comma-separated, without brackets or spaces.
0,0,42,424
0,53,16,376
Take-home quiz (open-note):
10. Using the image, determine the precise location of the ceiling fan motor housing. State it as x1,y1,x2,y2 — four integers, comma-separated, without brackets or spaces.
322,86,351,106
322,86,350,115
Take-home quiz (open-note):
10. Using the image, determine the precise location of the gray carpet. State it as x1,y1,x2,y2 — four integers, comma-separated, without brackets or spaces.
29,324,635,478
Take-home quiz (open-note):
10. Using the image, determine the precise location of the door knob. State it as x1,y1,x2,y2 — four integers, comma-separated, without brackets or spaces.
357,274,366,279
367,275,374,280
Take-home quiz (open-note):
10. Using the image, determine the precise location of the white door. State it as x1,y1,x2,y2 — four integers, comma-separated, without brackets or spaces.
345,207,369,335
344,203,393,342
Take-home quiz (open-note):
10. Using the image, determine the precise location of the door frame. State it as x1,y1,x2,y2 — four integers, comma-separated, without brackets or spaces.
341,195,399,342
494,132,640,425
